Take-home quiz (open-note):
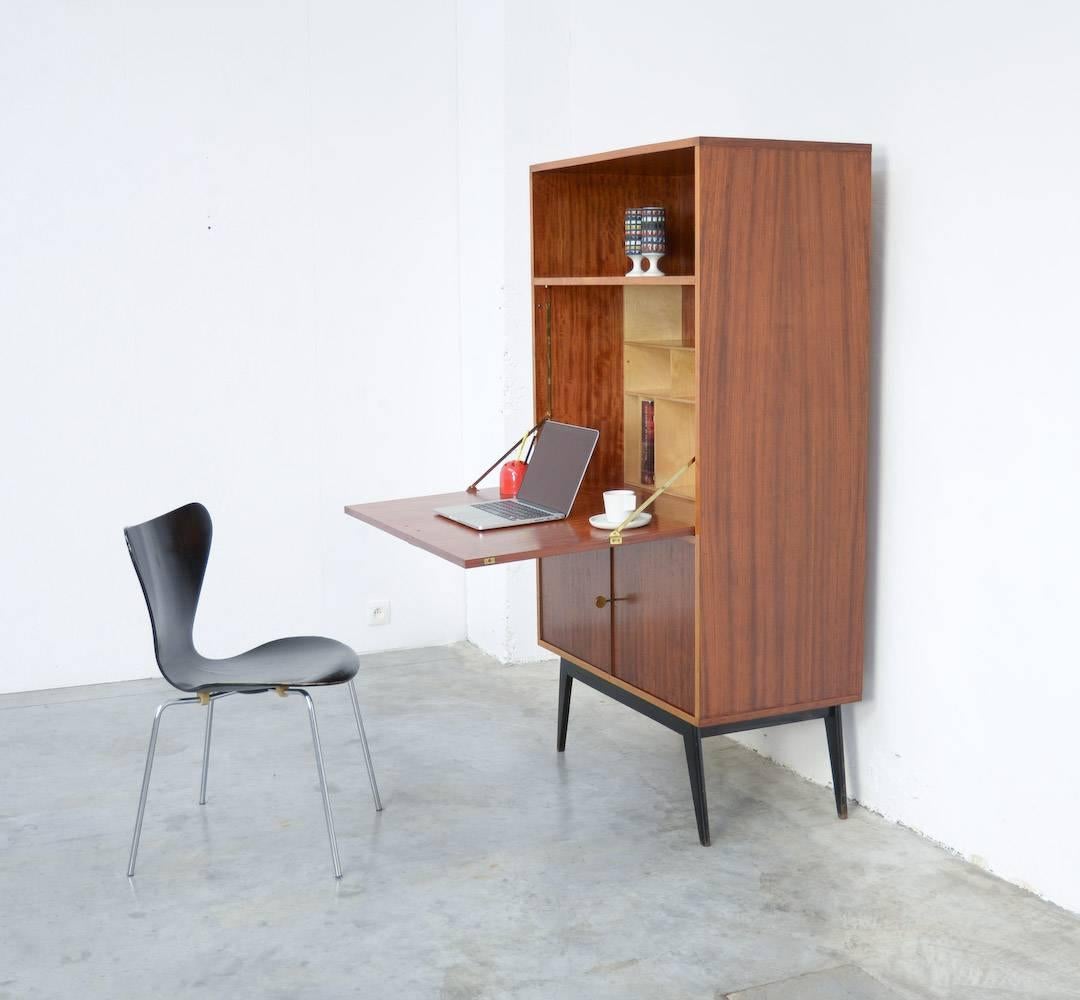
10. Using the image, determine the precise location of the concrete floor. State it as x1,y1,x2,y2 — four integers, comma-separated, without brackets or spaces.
1,643,1078,1000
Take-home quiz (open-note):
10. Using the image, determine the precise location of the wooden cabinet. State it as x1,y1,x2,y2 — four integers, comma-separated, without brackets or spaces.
533,137,870,732
540,538,695,712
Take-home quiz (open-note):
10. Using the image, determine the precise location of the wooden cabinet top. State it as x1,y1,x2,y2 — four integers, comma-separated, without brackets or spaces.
531,136,870,173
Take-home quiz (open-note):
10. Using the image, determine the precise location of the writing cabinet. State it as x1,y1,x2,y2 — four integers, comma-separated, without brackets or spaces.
533,137,871,842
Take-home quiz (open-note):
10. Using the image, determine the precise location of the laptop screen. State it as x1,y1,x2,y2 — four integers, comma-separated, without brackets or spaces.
517,421,600,515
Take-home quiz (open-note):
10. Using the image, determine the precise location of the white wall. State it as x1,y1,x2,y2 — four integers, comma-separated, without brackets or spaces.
457,0,548,665
465,0,1080,913
0,1,467,694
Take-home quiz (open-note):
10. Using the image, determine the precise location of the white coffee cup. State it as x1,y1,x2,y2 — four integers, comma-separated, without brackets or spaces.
603,489,637,522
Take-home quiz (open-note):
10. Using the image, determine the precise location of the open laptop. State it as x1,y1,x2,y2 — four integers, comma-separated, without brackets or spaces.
435,420,599,531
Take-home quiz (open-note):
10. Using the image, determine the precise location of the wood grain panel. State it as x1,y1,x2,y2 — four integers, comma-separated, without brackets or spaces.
681,285,696,347
540,550,612,673
612,537,695,713
534,285,624,494
696,141,871,721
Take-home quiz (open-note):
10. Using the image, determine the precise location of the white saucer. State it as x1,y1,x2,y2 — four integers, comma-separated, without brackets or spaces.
589,512,653,531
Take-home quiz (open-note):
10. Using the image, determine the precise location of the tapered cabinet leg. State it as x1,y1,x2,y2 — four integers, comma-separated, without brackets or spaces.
683,729,711,846
556,660,573,752
824,705,848,819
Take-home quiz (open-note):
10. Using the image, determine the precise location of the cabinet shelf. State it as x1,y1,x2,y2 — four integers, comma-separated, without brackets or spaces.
533,276,695,286
627,340,696,352
624,388,695,405
625,478,695,501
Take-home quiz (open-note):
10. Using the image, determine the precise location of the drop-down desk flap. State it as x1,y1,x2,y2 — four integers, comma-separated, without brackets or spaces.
344,486,694,569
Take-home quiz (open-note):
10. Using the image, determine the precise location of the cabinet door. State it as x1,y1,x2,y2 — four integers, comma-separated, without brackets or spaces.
539,550,612,673
612,538,695,712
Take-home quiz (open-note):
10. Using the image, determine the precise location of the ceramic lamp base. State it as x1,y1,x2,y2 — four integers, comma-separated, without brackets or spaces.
643,253,665,277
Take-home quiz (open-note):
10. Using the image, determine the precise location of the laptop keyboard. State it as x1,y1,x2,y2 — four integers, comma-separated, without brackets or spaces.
474,501,554,521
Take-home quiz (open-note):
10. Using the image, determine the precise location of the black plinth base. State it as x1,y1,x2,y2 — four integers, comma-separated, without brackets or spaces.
556,658,849,846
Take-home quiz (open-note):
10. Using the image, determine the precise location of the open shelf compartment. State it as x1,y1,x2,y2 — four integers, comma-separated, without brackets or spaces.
532,144,695,280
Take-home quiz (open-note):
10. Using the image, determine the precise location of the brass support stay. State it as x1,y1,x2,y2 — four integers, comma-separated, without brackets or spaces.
609,456,697,546
465,418,547,494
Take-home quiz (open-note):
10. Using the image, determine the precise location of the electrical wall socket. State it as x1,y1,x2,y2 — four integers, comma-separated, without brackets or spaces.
367,601,390,626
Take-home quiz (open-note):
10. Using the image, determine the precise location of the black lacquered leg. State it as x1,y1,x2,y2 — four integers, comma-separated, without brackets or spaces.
683,729,711,846
824,705,848,819
556,660,573,752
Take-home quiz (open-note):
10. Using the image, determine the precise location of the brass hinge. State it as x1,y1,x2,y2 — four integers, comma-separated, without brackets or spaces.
544,296,553,418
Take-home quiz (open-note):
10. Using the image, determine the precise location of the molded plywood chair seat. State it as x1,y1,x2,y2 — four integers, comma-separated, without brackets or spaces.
123,501,382,878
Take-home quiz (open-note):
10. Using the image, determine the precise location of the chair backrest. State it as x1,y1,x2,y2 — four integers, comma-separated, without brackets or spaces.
124,502,212,684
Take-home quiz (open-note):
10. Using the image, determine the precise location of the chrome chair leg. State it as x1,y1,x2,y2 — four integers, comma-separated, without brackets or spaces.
198,698,215,805
127,696,200,877
290,689,342,878
348,680,383,811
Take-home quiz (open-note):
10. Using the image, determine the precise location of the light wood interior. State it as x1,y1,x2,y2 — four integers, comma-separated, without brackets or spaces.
654,399,697,495
621,285,697,499
624,285,687,344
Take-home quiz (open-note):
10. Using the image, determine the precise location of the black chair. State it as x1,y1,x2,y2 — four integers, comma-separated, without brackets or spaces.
123,501,382,878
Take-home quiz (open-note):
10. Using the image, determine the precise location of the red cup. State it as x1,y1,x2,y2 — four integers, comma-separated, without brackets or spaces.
500,460,527,498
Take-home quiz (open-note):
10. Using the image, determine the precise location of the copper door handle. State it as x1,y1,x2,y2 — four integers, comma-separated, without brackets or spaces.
595,595,628,609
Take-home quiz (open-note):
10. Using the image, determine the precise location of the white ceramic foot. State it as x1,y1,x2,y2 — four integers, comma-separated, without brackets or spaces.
643,253,665,277
625,254,644,277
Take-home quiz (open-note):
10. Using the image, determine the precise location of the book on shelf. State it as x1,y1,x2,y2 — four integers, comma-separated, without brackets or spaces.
641,398,655,486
